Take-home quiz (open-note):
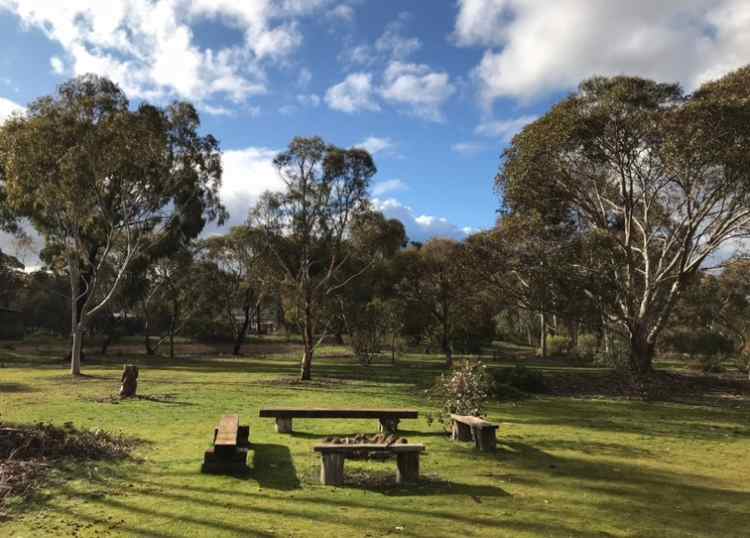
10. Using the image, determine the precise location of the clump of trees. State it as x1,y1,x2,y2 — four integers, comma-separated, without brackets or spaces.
3,67,750,384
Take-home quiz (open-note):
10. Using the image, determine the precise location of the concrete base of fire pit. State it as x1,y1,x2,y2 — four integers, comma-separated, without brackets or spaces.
313,441,425,486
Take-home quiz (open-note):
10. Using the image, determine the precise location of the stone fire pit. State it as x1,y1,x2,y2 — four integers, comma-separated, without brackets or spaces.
314,434,425,486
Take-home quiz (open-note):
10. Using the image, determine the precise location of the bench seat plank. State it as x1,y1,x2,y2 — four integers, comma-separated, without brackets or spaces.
450,414,498,429
260,408,418,419
215,415,240,447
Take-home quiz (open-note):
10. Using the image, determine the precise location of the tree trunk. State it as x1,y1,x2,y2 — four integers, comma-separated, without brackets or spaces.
70,325,83,375
233,304,251,356
629,324,655,375
441,324,453,368
255,303,262,334
540,312,547,357
300,299,314,381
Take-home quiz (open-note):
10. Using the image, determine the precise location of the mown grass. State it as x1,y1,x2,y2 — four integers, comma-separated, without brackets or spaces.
1,337,749,537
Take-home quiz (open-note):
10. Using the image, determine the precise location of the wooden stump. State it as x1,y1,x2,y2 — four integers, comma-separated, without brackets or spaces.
275,417,293,433
379,417,400,434
451,420,473,441
119,364,139,398
396,452,419,484
474,427,497,452
320,453,345,486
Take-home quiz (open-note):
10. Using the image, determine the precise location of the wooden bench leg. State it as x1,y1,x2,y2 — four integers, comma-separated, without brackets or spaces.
320,453,345,486
379,417,400,434
474,428,497,452
396,452,419,484
451,420,473,442
275,417,293,433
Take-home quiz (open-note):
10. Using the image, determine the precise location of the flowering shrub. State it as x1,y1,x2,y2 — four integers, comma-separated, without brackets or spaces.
427,360,493,421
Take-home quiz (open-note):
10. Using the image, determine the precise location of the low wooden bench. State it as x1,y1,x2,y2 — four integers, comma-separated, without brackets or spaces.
314,443,425,486
450,414,498,452
259,408,418,434
201,415,251,474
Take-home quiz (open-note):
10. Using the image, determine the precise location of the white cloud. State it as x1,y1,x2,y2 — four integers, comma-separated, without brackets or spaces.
374,12,421,60
372,179,407,197
297,67,312,88
203,104,234,116
373,198,473,242
0,1,329,106
325,72,380,113
338,44,375,67
454,0,750,104
380,61,455,121
218,146,284,228
328,4,354,22
354,136,396,156
49,55,65,75
278,104,298,115
451,141,486,155
475,114,537,141
0,96,24,123
296,93,321,107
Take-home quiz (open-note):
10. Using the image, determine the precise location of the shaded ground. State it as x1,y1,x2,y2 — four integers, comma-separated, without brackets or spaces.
0,337,749,537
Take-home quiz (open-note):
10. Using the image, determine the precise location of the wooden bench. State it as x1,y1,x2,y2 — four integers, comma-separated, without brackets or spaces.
313,443,425,486
201,415,251,474
450,414,498,452
259,408,418,434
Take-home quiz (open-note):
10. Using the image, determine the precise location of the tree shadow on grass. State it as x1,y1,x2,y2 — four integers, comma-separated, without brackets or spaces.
251,442,300,490
0,382,37,393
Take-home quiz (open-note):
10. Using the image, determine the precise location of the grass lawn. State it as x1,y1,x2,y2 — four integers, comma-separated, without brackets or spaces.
1,338,749,537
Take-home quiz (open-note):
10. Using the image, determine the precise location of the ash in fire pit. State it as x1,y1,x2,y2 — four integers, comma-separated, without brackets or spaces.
322,434,409,460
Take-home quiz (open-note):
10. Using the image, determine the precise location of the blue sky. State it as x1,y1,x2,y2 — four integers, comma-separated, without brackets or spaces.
1,0,750,258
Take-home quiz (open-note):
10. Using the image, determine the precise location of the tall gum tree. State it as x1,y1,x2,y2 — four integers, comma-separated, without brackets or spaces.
498,67,750,375
251,136,374,381
0,75,225,375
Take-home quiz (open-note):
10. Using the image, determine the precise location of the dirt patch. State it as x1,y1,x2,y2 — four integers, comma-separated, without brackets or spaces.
0,422,140,519
256,376,355,388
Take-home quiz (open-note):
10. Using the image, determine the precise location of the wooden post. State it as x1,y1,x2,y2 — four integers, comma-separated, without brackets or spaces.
119,364,139,398
379,417,399,434
474,427,497,452
451,420,473,441
320,453,345,486
396,452,419,484
275,417,293,433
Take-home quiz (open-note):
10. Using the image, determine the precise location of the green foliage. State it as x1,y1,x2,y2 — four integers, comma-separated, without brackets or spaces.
494,365,545,394
696,354,726,374
736,353,750,375
427,359,493,418
575,334,599,363
546,335,572,356
661,330,735,357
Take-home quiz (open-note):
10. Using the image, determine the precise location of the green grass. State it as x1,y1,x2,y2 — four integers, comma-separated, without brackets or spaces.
1,338,749,537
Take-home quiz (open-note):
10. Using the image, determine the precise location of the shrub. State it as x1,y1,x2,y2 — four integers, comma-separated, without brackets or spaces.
427,360,493,419
698,353,726,374
494,365,545,394
546,335,573,356
736,353,750,376
575,334,599,363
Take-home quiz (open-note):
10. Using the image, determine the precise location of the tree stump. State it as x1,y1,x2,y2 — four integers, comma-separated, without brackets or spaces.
379,417,400,435
119,364,139,398
396,452,419,484
320,453,345,486
451,420,473,441
275,417,293,433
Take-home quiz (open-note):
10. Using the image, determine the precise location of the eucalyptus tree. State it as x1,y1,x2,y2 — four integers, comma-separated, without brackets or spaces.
0,75,225,374
201,226,275,355
499,67,750,374
251,136,375,380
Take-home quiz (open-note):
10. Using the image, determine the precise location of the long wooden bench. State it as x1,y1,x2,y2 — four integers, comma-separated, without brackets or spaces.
201,415,251,474
450,414,498,452
259,408,418,434
314,443,425,486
